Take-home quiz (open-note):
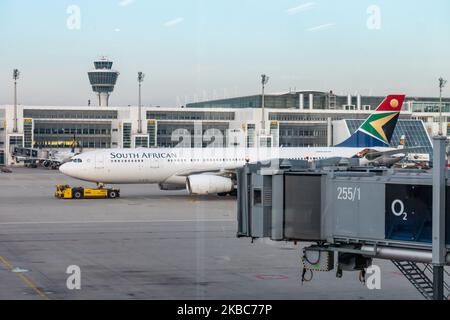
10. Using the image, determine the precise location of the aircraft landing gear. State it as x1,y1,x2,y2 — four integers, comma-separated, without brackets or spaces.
217,189,237,197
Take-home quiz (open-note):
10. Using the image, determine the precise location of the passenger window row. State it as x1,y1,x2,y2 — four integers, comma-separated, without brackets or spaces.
111,159,144,163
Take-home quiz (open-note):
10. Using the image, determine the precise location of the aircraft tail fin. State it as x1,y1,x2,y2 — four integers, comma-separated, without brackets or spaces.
335,94,405,148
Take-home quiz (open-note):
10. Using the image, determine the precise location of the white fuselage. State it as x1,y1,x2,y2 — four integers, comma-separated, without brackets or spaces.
59,147,390,186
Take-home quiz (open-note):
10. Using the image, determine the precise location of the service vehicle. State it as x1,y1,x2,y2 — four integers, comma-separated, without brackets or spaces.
55,184,120,199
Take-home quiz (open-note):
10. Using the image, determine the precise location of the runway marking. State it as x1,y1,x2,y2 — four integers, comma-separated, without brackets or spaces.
0,255,49,300
0,219,235,226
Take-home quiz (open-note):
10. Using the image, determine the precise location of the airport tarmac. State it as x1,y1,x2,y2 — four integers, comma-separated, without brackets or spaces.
0,168,422,300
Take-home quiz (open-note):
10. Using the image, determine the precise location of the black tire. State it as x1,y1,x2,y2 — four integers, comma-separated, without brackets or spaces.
228,189,237,197
217,192,228,197
108,190,118,199
73,189,83,199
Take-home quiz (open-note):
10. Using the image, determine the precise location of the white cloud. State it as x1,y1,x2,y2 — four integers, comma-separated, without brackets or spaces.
307,23,335,32
163,17,184,28
286,2,316,15
114,28,121,32
118,0,134,7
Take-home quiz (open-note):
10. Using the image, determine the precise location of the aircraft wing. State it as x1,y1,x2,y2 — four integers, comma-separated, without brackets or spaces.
14,156,51,162
364,147,424,161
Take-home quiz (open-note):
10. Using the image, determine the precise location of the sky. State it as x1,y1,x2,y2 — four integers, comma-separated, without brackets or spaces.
0,0,449,107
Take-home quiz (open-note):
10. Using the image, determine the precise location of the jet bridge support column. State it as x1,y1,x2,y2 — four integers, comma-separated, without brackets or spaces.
432,135,447,300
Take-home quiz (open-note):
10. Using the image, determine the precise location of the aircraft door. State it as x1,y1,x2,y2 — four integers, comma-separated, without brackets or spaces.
95,153,105,169
150,158,159,169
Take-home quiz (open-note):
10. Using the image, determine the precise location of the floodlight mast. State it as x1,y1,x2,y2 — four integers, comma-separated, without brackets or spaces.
138,72,145,134
261,74,269,133
13,69,20,133
438,77,447,136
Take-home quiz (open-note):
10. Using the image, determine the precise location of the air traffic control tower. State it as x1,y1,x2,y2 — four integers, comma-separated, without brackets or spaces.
87,57,119,107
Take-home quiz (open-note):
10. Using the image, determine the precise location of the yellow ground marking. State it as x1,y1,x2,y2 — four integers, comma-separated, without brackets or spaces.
0,255,49,300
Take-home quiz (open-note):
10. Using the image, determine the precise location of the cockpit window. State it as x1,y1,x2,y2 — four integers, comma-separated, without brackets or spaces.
73,158,83,163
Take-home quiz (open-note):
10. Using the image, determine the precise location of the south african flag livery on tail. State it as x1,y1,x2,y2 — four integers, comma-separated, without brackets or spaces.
336,95,405,148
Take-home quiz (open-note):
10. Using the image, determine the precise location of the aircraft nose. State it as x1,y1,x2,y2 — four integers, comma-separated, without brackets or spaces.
59,162,73,176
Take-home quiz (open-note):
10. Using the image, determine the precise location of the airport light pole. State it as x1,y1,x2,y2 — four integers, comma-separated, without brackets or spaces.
432,134,447,300
438,77,447,136
261,74,269,133
432,77,447,300
138,72,145,134
13,69,20,133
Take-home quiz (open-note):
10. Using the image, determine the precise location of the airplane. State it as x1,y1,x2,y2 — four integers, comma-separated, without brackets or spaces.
12,135,83,169
353,135,409,167
60,94,411,195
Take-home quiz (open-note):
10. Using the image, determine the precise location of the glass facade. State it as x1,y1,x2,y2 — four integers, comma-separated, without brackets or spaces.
186,92,363,110
123,123,132,148
187,96,261,109
269,112,371,147
156,122,229,148
33,121,112,148
0,150,4,165
411,102,450,113
88,72,119,85
24,109,118,119
187,94,304,109
187,92,448,111
94,61,113,69
147,120,157,147
345,119,432,156
88,72,119,93
23,119,33,148
270,121,279,147
9,136,23,149
279,124,328,147
269,112,369,122
259,136,272,147
0,111,5,149
134,136,149,148
146,111,234,121
246,124,255,148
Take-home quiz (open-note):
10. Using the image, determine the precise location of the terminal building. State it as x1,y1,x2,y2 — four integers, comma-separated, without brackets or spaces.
187,90,450,137
0,59,447,165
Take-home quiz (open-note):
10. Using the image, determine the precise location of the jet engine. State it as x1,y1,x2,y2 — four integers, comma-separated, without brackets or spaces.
186,175,234,195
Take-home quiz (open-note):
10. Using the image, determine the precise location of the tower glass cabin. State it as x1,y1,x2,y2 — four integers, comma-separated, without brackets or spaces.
87,58,119,107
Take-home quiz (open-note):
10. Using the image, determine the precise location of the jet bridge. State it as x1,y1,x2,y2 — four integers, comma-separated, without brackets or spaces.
237,156,450,299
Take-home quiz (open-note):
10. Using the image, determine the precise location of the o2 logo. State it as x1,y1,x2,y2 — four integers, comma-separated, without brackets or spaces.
391,199,413,221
